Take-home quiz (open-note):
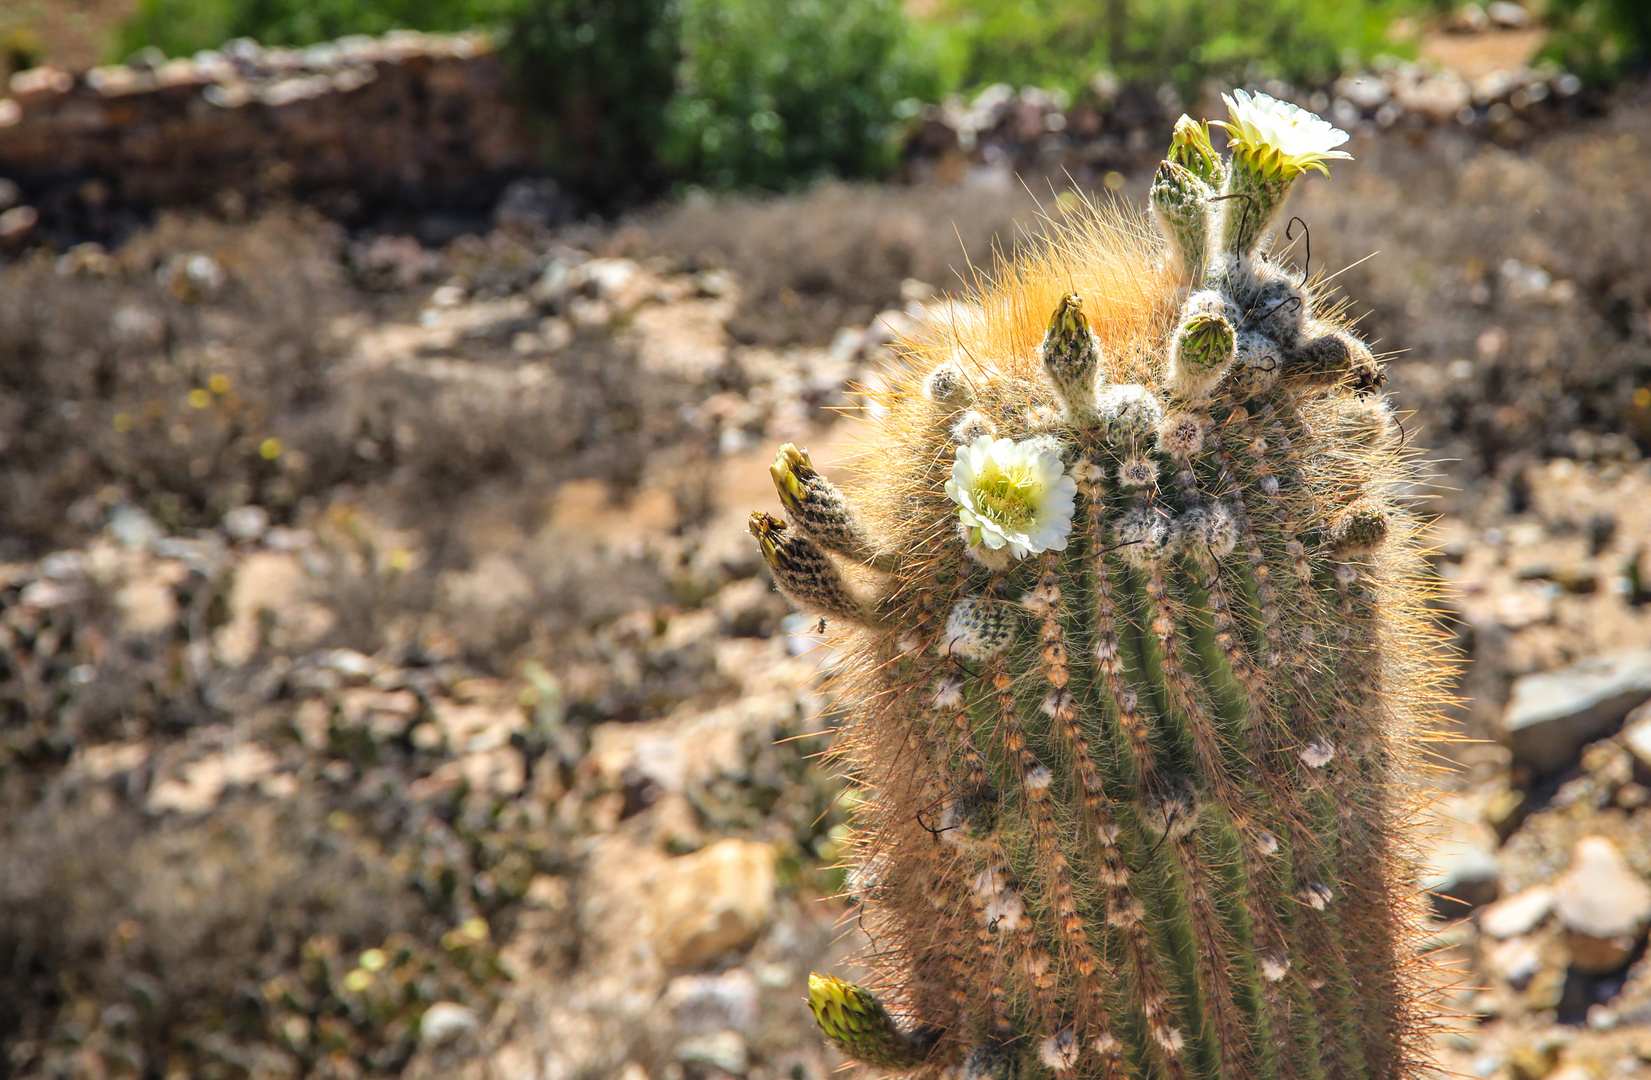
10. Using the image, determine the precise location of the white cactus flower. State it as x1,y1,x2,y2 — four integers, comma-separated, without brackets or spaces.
945,435,1076,559
1216,89,1352,178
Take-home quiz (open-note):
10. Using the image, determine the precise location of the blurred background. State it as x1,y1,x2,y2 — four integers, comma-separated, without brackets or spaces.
1,1,1649,1078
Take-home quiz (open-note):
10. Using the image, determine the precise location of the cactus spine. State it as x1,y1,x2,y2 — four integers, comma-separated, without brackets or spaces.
754,91,1450,1080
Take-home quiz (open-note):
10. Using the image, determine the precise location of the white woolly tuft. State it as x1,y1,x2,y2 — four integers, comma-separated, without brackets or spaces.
962,529,1014,570
1094,383,1164,445
1114,506,1171,566
1260,949,1291,982
1068,459,1105,484
984,891,1024,932
1108,896,1144,927
971,867,1005,899
1299,737,1336,768
932,676,964,711
1117,455,1159,488
1039,1030,1079,1072
950,409,995,446
923,362,971,407
1156,409,1207,459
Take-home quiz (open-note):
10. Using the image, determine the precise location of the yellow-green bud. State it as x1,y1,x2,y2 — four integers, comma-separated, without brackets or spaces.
1039,294,1104,425
807,973,931,1069
1168,115,1222,186
1169,310,1236,401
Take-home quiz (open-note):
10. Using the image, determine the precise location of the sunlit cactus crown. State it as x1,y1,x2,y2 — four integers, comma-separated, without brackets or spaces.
753,91,1452,1080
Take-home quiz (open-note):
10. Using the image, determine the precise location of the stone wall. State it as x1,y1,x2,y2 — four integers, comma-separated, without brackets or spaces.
0,32,541,246
0,22,1605,250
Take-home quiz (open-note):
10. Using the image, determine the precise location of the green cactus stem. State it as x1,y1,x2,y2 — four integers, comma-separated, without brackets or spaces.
757,91,1449,1080
1151,160,1214,283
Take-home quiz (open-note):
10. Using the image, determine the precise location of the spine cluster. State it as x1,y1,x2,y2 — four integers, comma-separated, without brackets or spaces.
755,91,1451,1080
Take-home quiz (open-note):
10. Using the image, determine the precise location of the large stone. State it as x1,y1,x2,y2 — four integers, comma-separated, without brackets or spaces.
1499,649,1651,774
663,970,759,1035
675,1030,749,1076
1553,836,1651,975
419,1001,480,1046
1483,936,1543,991
650,839,775,969
1479,885,1555,940
1419,797,1502,918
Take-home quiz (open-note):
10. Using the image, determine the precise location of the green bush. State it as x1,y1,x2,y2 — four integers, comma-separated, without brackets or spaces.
662,0,951,190
1544,0,1651,83
119,0,939,195
116,0,511,58
502,0,680,204
932,0,1424,98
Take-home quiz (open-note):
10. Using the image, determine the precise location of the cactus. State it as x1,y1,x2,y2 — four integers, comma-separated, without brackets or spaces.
754,90,1451,1080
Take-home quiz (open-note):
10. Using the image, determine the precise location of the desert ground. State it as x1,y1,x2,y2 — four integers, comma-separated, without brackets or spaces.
2,48,1651,1080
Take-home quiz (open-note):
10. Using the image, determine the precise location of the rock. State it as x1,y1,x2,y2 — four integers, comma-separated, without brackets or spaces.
1506,1041,1563,1080
663,971,759,1035
8,65,73,101
1422,843,1501,918
1482,785,1530,843
1338,74,1390,111
0,204,38,245
1487,1,1531,28
223,505,270,543
1419,798,1502,917
0,177,19,211
322,647,377,684
1623,701,1651,778
1447,3,1490,32
1393,74,1471,125
651,839,775,968
19,578,88,610
147,743,282,814
108,503,163,549
41,550,89,580
1480,885,1555,939
493,177,577,231
427,696,523,753
419,1001,480,1046
1499,650,1651,774
675,1030,749,1076
575,258,650,310
111,305,167,348
1484,936,1543,990
1553,836,1651,975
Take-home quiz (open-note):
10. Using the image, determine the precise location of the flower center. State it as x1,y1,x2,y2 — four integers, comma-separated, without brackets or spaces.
973,461,1042,531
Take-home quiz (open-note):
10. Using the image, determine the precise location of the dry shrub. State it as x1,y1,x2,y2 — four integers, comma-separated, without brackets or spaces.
633,179,1052,345
0,208,353,549
1294,105,1651,509
0,792,507,1077
0,208,711,560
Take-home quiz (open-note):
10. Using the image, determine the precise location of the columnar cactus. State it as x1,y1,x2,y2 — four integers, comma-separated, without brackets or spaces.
753,90,1451,1080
